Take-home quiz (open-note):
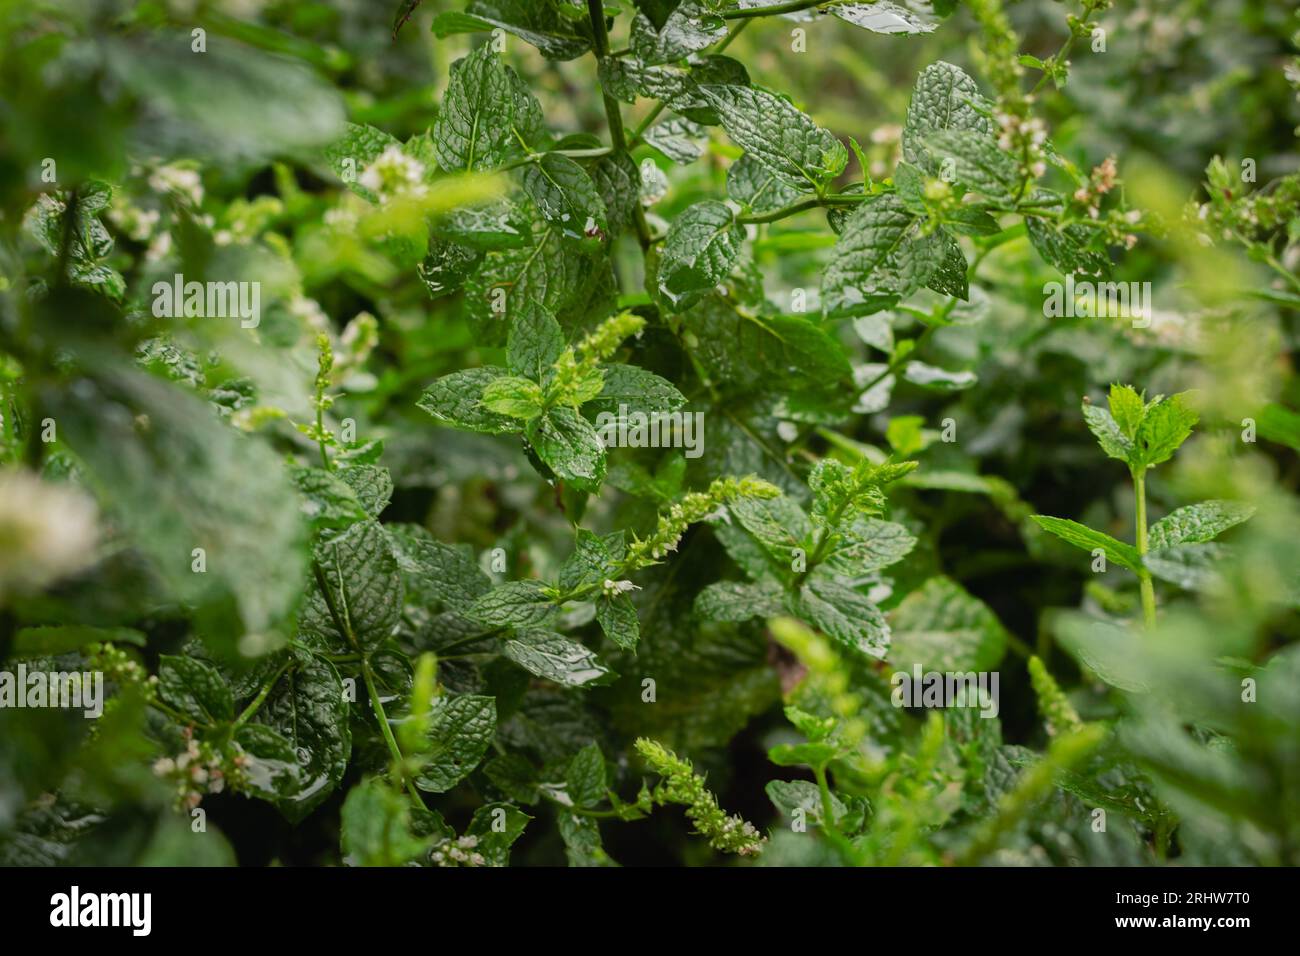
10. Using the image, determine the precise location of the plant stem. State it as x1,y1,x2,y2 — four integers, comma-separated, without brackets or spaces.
723,0,837,20
738,192,865,224
812,764,841,837
232,661,290,730
588,0,653,250
1133,468,1157,630
498,146,614,172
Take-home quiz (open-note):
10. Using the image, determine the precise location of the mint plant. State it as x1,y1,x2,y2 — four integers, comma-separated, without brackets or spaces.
1032,385,1254,628
1,0,1299,872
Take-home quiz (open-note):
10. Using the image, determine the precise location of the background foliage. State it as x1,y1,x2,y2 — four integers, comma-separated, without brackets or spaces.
1,0,1299,867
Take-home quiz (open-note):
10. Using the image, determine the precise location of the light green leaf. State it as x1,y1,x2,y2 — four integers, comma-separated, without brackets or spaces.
831,2,936,36
433,44,541,172
793,577,891,660
925,129,1019,203
1030,515,1141,572
822,194,929,318
481,375,546,419
1149,500,1255,550
631,2,727,65
694,580,786,622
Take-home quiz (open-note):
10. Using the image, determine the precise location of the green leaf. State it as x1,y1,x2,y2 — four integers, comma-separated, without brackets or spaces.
565,742,607,808
414,694,497,793
418,366,522,434
1025,217,1110,277
521,153,608,242
232,723,307,801
1030,515,1142,572
389,532,492,613
463,222,594,336
700,84,847,190
822,194,930,318
631,2,727,65
340,777,431,866
432,2,592,61
1134,393,1198,470
902,61,991,171
558,811,615,866
643,116,708,164
419,238,483,299
925,129,1018,203
1082,401,1135,464
888,576,1009,672
658,200,745,308
481,375,546,419
924,228,969,300
256,655,352,823
820,518,918,576
1108,384,1146,440
694,580,785,622
301,520,403,653
434,44,542,171
902,361,977,391
338,465,393,518
727,152,803,213
292,466,369,535
468,580,558,628
583,364,687,419
158,655,234,725
11,625,146,658
793,577,891,660
831,2,936,36
1144,543,1230,591
766,779,846,824
465,802,532,865
503,630,615,687
1149,500,1255,550
507,304,566,383
596,593,640,650
527,407,607,491
588,151,642,238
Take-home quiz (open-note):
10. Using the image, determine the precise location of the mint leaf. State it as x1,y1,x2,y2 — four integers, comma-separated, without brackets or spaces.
727,152,803,213
503,630,615,687
432,2,592,61
521,153,608,242
902,61,991,170
433,44,541,171
888,577,1009,673
822,194,928,318
301,520,403,652
1030,515,1142,572
793,577,891,660
694,580,785,622
256,655,352,823
414,694,497,793
631,2,727,65
527,407,607,491
507,304,566,382
658,200,744,307
1134,393,1198,469
925,129,1018,203
481,375,546,419
1149,501,1255,550
700,84,847,190
565,742,607,808
468,580,558,628
418,366,523,434
831,2,936,36
159,655,234,725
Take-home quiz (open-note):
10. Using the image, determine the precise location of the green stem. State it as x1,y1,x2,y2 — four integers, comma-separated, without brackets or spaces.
812,764,841,838
498,146,614,172
1134,468,1156,630
738,193,865,224
588,0,653,250
723,0,839,19
231,661,290,730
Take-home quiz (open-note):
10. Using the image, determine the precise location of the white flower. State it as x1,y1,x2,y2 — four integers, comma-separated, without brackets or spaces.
148,164,205,206
602,578,641,596
358,146,427,204
0,469,98,598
